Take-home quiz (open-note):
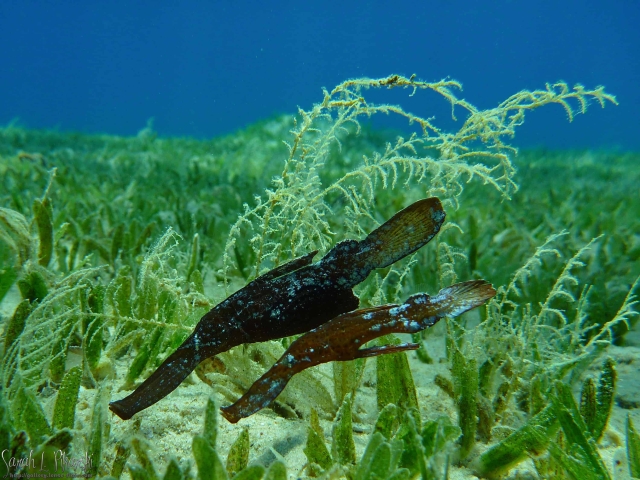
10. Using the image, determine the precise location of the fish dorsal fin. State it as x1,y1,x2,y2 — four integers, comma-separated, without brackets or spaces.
252,250,318,284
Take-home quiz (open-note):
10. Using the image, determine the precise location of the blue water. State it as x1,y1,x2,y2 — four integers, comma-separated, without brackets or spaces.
1,0,638,150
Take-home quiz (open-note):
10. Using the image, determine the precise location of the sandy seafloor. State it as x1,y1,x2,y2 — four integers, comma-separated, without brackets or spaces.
1,282,639,479
91,326,640,479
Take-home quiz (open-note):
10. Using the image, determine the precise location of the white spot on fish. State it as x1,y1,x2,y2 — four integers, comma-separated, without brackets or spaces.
404,320,421,330
389,304,409,316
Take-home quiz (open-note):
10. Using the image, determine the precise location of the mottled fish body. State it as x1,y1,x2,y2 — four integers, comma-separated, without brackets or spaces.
221,279,497,423
109,197,445,420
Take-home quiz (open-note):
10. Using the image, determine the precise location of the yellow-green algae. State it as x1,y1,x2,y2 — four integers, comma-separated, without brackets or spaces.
0,75,638,479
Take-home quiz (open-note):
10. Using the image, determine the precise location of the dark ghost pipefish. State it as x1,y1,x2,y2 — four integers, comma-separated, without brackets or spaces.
221,279,497,423
109,197,445,420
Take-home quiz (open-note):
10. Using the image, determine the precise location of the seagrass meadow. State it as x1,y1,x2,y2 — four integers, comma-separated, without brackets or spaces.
1,75,639,479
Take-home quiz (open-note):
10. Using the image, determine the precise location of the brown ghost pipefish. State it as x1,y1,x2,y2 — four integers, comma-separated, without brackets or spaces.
221,280,496,423
109,197,446,420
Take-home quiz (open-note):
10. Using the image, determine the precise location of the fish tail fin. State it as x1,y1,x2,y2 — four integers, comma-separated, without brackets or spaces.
109,342,203,420
356,197,445,270
440,279,497,314
410,279,496,320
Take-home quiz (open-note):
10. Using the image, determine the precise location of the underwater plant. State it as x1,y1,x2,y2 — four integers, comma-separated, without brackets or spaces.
1,74,637,480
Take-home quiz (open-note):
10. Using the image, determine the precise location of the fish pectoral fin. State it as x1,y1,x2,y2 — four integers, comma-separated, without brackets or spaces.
355,342,420,358
351,305,395,316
